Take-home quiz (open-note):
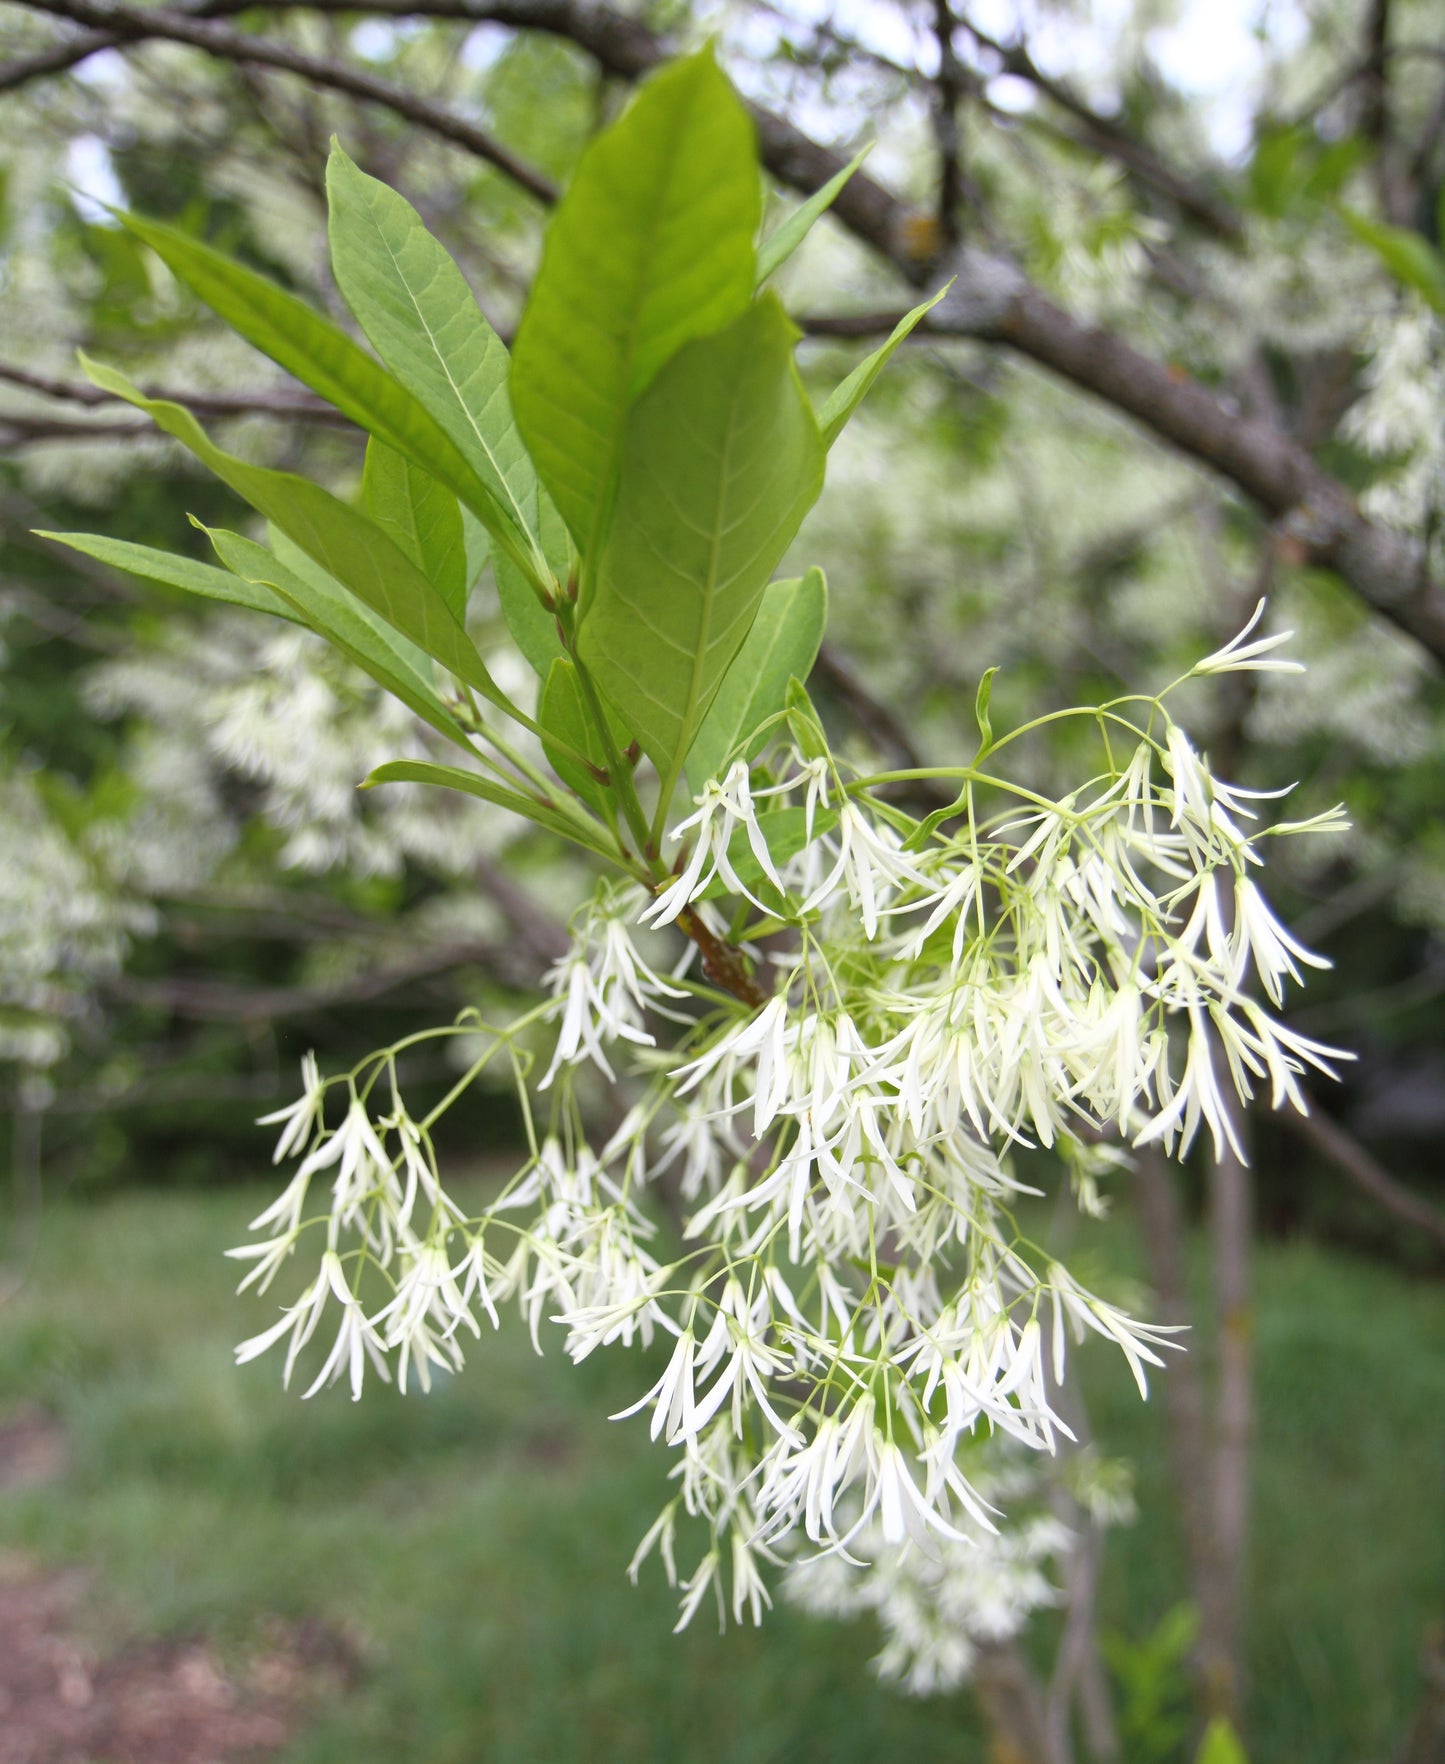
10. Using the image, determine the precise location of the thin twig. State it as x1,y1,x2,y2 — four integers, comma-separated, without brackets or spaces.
0,361,348,422
7,0,560,202
956,10,1244,241
1281,1103,1445,1253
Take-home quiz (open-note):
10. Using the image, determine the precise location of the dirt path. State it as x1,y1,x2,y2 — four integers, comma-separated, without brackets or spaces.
0,1410,354,1764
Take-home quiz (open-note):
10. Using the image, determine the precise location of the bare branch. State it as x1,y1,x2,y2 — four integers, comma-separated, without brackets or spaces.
929,0,965,252
1360,0,1393,148
0,361,347,424
104,936,503,1021
1281,1102,1445,1253
1,414,152,444
7,0,560,202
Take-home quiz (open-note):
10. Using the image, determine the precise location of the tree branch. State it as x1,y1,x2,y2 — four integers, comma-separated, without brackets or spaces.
929,0,965,252
1281,1102,1445,1253
0,361,348,424
957,12,1244,242
7,0,560,202
105,937,504,1021
9,0,1445,665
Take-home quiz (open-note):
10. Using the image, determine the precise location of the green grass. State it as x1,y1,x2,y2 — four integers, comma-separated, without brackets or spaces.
0,1183,1440,1763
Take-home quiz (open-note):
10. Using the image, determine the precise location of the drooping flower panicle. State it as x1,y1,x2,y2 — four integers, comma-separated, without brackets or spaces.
231,614,1346,1657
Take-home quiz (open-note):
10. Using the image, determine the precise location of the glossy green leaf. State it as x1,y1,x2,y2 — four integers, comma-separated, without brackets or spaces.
818,284,949,448
539,657,612,813
115,207,530,565
362,439,467,618
199,523,472,752
325,144,555,588
685,567,827,791
784,675,829,760
578,295,824,798
756,147,870,285
36,531,299,624
363,760,618,860
81,355,509,712
511,48,760,564
974,665,999,751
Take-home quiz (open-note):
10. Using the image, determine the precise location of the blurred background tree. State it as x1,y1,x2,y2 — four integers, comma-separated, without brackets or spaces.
1,1,1443,1760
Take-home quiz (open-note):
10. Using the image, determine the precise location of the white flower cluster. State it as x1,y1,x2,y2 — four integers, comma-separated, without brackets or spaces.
232,613,1346,1655
85,612,511,883
0,770,155,1067
784,1451,1070,1696
1344,296,1445,558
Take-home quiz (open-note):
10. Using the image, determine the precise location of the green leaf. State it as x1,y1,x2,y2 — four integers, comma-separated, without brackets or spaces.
538,657,612,812
818,284,950,448
784,675,829,761
685,567,827,791
116,206,532,568
362,439,467,618
1340,207,1445,313
496,556,563,678
493,484,573,678
198,523,472,752
578,295,824,799
974,665,998,751
363,759,618,860
756,147,870,285
511,48,761,565
1196,1718,1249,1764
82,355,510,713
36,531,300,623
325,143,556,589
460,505,490,596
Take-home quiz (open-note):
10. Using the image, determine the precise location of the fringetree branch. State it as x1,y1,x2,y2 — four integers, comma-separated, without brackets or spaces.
8,0,1445,663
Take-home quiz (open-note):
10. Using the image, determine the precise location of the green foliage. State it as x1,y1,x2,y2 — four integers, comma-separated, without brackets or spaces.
363,759,619,860
362,441,469,619
1341,207,1445,313
539,657,615,815
201,524,473,752
326,144,555,591
35,532,301,624
1196,1717,1250,1764
79,357,506,713
116,207,526,567
756,146,870,284
578,296,824,797
1246,125,1363,219
685,568,828,791
510,49,761,564
1102,1603,1198,1762
817,286,949,448
46,47,939,875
